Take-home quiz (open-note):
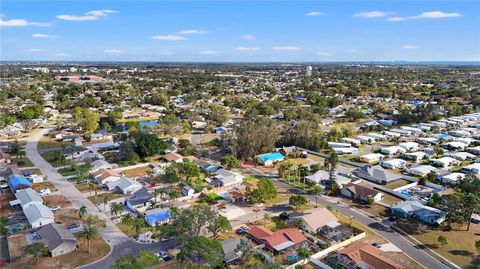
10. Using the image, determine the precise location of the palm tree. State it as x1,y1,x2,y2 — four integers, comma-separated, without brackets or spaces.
88,182,96,197
81,225,99,253
153,188,161,204
102,196,109,211
110,202,123,218
93,184,102,205
133,217,145,235
120,213,134,227
309,185,323,206
78,205,87,219
236,239,254,269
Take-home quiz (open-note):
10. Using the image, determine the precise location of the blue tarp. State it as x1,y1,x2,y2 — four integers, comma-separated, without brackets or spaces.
9,176,32,189
145,210,171,226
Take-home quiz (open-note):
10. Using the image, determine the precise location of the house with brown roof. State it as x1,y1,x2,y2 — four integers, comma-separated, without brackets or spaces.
288,207,340,234
163,152,184,163
340,180,383,203
334,242,401,269
0,151,12,164
93,169,122,185
248,226,308,254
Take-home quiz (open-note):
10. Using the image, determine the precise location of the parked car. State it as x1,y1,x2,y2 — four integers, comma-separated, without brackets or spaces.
50,205,61,212
66,222,80,229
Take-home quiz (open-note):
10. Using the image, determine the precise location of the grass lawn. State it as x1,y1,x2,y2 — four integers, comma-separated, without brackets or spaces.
385,179,411,190
38,136,72,149
88,192,126,205
41,150,71,167
116,222,153,238
307,154,324,162
25,168,42,175
57,166,79,176
12,157,33,167
380,192,402,205
244,175,259,184
117,116,159,123
75,183,90,193
289,158,310,165
123,166,152,177
395,220,480,269
264,188,290,206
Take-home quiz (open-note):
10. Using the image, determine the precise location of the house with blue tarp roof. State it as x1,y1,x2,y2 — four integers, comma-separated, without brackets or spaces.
256,152,285,166
8,174,32,192
144,208,171,226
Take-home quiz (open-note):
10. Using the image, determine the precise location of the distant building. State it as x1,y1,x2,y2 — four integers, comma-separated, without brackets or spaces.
306,66,313,77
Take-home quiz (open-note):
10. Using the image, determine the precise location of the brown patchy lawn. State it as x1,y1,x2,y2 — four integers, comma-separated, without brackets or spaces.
395,219,480,269
38,136,73,150
385,179,411,190
123,166,151,178
32,181,57,192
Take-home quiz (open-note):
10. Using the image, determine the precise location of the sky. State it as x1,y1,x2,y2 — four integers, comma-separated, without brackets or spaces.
1,0,479,62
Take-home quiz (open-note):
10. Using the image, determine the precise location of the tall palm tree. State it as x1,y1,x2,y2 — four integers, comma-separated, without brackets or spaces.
120,213,134,227
133,217,145,235
110,202,123,218
78,205,87,219
153,188,161,204
88,182,96,197
102,196,109,211
81,225,99,253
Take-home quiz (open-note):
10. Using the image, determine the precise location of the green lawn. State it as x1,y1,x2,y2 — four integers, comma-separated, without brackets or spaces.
58,166,79,176
88,192,126,205
41,151,71,167
116,222,153,237
12,157,33,167
38,137,72,149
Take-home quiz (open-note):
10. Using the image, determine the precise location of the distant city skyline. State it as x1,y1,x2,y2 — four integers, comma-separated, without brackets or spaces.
1,0,479,62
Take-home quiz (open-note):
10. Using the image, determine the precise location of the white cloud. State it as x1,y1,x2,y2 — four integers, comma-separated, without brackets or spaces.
151,35,187,41
32,33,57,38
177,29,208,34
198,50,219,55
56,9,117,21
26,48,44,52
353,11,390,18
402,45,419,49
162,52,176,55
242,34,256,40
104,49,124,54
236,46,260,51
0,19,49,27
316,51,333,56
272,46,300,51
305,11,324,17
55,52,69,57
387,11,461,21
346,49,357,53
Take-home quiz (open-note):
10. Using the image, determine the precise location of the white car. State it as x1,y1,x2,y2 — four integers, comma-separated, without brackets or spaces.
39,188,51,196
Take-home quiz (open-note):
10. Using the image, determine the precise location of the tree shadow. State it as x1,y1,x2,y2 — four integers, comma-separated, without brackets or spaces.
449,249,473,256
465,256,480,269
415,243,438,249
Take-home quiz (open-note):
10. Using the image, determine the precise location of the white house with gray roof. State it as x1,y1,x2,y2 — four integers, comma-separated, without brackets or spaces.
24,204,54,228
37,223,77,257
12,188,43,209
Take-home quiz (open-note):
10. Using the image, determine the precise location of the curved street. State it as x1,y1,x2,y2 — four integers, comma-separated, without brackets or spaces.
25,128,172,269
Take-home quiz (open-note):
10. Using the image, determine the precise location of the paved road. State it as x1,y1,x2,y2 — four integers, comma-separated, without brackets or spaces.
25,128,170,269
272,179,453,269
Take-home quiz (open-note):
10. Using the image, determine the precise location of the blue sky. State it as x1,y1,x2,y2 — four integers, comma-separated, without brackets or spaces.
1,0,479,62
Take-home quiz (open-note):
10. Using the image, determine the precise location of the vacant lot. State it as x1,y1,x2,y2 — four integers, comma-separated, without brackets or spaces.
32,181,57,192
41,150,71,167
38,136,72,150
386,179,411,190
395,220,480,269
88,192,125,206
123,166,151,177
12,157,33,167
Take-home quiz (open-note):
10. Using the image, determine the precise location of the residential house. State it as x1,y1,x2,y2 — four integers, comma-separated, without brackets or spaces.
391,200,445,225
37,223,77,257
126,188,153,211
430,157,459,168
14,188,43,209
446,152,476,161
437,172,466,185
380,146,406,156
341,180,383,203
91,133,113,141
181,184,194,196
93,169,122,185
399,142,419,152
333,242,401,269
221,238,243,266
408,165,438,177
90,160,112,173
212,169,244,188
256,152,285,166
357,153,384,164
288,207,340,234
144,208,171,226
248,226,308,254
24,204,54,228
61,146,89,159
305,168,352,187
0,151,12,164
8,174,32,192
352,165,401,185
461,163,480,175
194,159,220,173
404,151,428,162
106,178,142,194
163,152,184,163
380,159,407,170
